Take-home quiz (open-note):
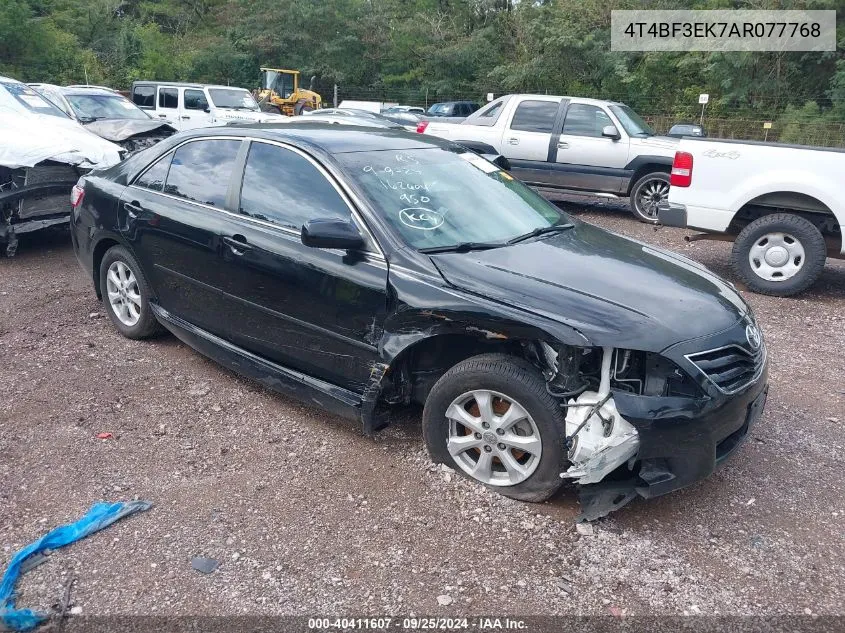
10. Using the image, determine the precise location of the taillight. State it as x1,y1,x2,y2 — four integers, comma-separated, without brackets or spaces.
416,120,429,134
670,151,693,187
70,184,85,209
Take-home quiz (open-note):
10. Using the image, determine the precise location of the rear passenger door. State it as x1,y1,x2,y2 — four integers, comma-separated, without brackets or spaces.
156,86,181,128
502,98,564,184
214,140,389,392
119,137,244,335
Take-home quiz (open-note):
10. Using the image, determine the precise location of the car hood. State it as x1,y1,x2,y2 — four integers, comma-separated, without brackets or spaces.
214,108,281,123
429,222,749,351
0,110,123,169
83,119,176,142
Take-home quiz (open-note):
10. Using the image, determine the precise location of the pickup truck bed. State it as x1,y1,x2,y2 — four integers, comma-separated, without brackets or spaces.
660,137,844,296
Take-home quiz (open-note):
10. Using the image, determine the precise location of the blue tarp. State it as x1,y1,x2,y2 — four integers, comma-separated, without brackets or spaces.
0,500,152,631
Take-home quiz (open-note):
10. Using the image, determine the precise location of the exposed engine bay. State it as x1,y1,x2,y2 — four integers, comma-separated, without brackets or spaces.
0,162,83,256
536,340,711,519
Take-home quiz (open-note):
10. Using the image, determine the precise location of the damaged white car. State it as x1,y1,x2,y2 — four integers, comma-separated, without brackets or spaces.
0,76,123,256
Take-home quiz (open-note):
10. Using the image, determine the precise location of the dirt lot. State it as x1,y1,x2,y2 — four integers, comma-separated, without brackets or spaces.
1,198,843,622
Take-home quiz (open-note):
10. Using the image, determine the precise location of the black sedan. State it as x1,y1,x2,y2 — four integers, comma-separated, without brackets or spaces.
71,123,768,517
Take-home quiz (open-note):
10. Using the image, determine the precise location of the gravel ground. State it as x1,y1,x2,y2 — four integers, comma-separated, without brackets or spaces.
1,199,843,623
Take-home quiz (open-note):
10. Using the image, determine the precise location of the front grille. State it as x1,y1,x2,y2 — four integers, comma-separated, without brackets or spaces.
686,343,765,394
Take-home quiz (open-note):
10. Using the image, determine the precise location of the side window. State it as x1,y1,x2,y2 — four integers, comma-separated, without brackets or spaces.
510,100,559,133
480,102,502,118
165,140,241,207
239,142,351,230
133,85,155,108
562,104,613,138
184,89,208,110
158,87,178,109
134,151,173,191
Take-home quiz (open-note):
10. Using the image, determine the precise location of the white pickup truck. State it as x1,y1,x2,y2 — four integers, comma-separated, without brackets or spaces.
419,94,679,222
660,138,844,296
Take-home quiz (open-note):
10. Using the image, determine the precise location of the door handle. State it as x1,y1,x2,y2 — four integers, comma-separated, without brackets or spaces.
222,235,252,254
181,116,190,120
557,141,569,149
158,114,168,118
507,137,520,145
123,201,143,218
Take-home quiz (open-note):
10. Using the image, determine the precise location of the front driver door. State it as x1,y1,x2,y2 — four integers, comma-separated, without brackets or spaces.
551,103,631,193
213,139,389,393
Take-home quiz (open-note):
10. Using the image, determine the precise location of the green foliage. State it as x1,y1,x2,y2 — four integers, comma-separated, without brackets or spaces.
0,0,843,133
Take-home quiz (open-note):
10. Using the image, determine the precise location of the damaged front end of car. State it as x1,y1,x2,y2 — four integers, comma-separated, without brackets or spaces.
82,119,176,155
535,326,768,521
0,162,85,256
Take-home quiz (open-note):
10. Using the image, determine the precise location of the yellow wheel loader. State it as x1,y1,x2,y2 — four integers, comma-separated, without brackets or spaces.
257,68,321,116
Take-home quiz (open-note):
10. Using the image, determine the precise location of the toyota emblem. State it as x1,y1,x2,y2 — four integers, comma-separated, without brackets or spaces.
745,324,762,350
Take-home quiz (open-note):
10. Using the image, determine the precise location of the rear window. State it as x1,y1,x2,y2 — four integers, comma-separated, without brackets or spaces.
0,81,68,118
158,88,178,109
132,85,155,108
510,100,558,133
164,140,241,207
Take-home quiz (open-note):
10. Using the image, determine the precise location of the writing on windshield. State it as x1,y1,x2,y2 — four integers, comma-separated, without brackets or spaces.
340,148,565,249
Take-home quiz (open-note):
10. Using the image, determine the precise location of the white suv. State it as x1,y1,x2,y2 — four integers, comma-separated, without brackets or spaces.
422,94,679,222
131,81,282,130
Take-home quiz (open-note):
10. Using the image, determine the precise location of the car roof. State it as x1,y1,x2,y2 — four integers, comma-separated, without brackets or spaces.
508,93,624,107
184,122,455,154
132,81,248,90
62,86,123,97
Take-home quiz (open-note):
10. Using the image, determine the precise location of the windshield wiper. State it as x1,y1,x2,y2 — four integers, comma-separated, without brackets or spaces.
507,224,574,245
419,241,505,254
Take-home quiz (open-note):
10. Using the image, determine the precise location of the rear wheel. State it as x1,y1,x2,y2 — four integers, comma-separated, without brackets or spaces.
630,172,670,223
99,245,159,339
422,354,567,502
731,213,826,296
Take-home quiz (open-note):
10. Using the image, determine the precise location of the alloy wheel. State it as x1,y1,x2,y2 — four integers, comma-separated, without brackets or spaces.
106,260,142,327
636,178,670,220
445,389,542,486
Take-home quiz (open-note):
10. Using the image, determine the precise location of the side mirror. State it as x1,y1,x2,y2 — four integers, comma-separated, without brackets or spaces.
301,218,365,250
203,106,211,113
602,124,621,140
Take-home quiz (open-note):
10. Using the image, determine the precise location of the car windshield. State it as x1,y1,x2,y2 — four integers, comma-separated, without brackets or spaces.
66,93,150,121
208,88,259,110
609,104,655,137
337,147,570,251
0,81,69,118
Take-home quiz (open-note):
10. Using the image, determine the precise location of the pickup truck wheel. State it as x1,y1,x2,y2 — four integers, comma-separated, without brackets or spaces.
422,354,567,502
731,214,826,296
630,172,670,223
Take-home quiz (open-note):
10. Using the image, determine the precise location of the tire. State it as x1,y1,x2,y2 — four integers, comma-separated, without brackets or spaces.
629,171,670,223
422,353,568,502
99,245,159,339
731,213,826,297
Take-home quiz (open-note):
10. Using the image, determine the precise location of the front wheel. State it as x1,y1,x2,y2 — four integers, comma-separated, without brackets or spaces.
422,354,568,502
629,172,670,223
731,213,827,296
